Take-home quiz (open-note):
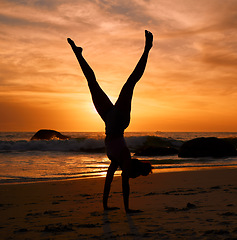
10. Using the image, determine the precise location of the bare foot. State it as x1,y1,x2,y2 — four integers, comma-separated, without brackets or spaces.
67,38,83,54
145,30,153,51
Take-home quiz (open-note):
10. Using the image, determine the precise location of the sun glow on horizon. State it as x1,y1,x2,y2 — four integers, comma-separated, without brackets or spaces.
0,0,236,132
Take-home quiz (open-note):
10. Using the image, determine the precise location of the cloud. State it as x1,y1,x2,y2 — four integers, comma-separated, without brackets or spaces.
0,0,236,131
197,41,237,68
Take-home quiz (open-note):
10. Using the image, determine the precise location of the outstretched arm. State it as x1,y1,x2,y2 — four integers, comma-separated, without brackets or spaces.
103,162,119,210
122,174,143,213
122,174,130,211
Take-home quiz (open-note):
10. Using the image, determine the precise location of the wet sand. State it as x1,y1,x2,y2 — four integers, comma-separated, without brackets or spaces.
0,167,237,239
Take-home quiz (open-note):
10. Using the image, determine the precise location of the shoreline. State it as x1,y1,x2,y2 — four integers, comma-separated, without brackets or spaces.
1,164,237,186
0,167,237,239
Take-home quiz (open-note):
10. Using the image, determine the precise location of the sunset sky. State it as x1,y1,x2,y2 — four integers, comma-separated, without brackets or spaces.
0,0,236,132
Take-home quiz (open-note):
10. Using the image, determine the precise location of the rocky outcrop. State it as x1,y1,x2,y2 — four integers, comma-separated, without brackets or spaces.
31,129,70,140
135,146,178,156
178,137,237,158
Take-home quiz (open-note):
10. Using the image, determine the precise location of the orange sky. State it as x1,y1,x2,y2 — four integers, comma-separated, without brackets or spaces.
0,0,236,132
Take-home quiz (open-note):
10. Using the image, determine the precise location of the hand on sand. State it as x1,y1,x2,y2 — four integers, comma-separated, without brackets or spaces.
145,30,153,51
126,209,143,214
104,206,120,211
67,38,83,54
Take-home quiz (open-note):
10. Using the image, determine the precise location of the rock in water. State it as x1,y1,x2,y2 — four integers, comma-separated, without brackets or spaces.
31,129,70,140
178,137,237,158
135,146,178,156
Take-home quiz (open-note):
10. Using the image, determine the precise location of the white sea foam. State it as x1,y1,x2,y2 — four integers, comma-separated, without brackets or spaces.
0,139,104,152
0,135,183,152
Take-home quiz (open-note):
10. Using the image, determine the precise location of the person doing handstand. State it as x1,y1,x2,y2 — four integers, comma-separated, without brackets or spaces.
68,30,153,213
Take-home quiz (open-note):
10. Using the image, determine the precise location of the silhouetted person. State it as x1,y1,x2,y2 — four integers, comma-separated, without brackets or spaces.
68,30,153,213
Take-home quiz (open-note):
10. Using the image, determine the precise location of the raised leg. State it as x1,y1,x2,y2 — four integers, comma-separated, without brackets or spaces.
114,30,153,123
67,38,113,121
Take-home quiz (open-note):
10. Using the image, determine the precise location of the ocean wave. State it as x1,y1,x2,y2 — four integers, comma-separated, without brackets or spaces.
0,136,183,153
0,139,103,152
0,135,235,154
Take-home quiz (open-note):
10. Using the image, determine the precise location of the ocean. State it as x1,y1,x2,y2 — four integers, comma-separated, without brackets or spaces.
0,132,236,184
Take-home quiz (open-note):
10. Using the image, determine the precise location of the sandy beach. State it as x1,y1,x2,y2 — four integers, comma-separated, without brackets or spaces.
0,167,237,239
